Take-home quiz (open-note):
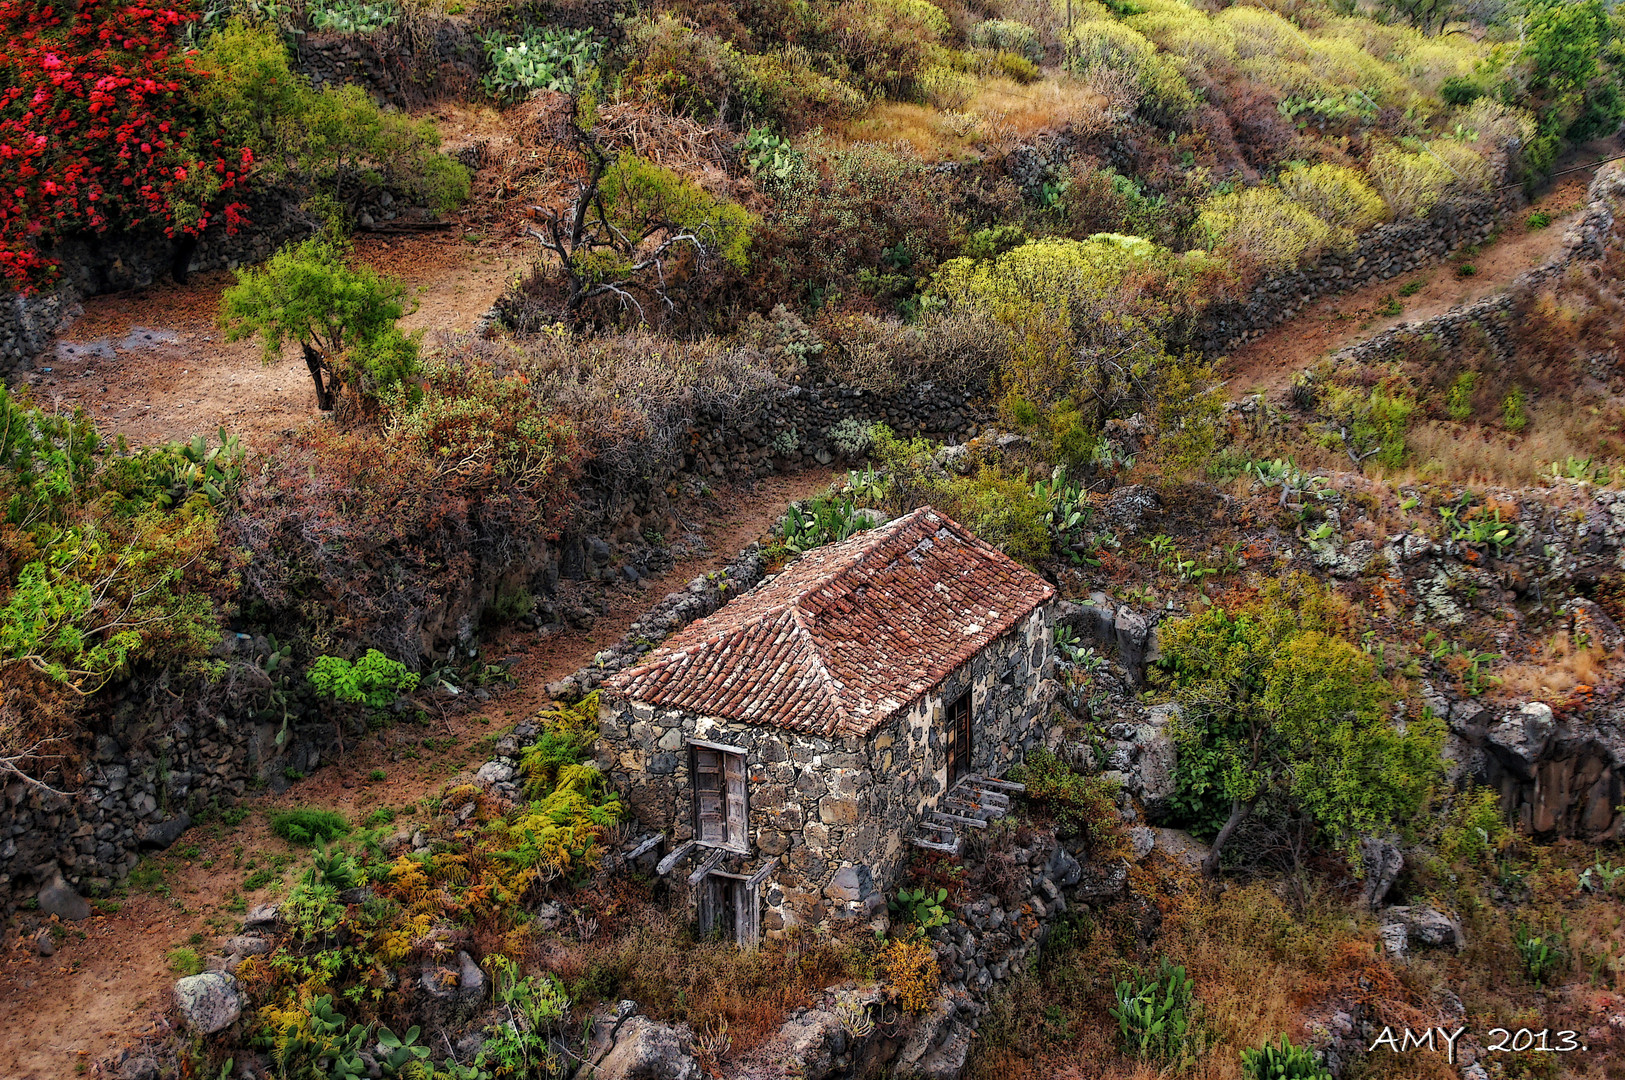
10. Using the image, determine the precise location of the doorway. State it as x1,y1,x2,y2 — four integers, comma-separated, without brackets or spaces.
945,690,972,784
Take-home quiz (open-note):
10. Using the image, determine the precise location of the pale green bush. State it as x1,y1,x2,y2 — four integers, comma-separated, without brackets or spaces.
968,18,1043,64
1276,163,1388,247
1367,143,1488,219
1196,187,1330,272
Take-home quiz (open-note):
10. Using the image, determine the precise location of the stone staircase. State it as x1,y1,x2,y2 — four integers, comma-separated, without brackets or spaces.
908,774,1025,855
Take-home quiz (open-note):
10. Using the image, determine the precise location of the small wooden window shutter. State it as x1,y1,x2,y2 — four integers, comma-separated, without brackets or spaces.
724,753,748,851
694,749,726,845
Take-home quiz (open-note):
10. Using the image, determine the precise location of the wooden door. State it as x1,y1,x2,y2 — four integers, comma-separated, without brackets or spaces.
699,874,738,941
945,692,972,784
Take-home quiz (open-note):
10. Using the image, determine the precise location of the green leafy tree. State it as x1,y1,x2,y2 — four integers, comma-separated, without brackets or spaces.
1154,574,1444,876
220,238,417,411
529,121,753,323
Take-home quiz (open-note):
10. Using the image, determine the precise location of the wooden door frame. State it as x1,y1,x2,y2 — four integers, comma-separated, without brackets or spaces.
689,742,750,854
946,689,973,784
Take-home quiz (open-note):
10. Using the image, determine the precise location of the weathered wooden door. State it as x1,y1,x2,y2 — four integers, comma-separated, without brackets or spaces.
698,873,761,946
945,692,972,784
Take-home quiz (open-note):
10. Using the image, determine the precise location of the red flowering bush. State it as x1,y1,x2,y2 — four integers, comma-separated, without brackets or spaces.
0,0,250,289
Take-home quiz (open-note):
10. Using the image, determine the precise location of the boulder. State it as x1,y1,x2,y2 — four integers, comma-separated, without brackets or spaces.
1358,836,1403,910
243,904,279,930
174,972,241,1034
420,950,485,1026
224,935,272,957
1379,906,1464,958
139,813,191,850
593,1016,700,1080
1134,704,1180,817
1126,826,1156,862
37,871,91,921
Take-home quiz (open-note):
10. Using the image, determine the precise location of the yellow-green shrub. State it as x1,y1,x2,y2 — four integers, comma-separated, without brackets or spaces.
968,18,1043,64
1065,15,1197,123
1195,186,1330,272
1276,163,1389,247
1367,143,1488,219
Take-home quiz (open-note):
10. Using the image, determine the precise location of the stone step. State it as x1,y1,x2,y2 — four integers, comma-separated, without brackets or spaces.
930,810,987,830
908,834,961,855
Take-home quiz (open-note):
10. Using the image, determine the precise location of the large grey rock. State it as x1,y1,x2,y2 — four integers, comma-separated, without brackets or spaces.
824,864,876,903
1114,608,1152,681
37,872,91,921
1485,702,1557,778
139,813,191,850
1358,836,1403,910
593,1016,700,1080
1135,703,1180,817
475,760,517,786
420,950,486,1026
174,972,241,1033
224,935,272,957
1379,906,1464,958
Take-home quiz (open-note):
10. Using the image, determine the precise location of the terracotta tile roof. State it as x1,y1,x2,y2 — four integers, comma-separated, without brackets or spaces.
605,506,1055,738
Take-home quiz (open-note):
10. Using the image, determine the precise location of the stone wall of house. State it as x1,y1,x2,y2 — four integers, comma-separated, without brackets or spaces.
595,606,1055,935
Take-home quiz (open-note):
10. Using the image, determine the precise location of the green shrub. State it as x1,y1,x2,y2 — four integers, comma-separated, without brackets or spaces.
1440,75,1483,106
1514,922,1567,986
167,947,206,976
1066,17,1197,124
1010,749,1121,855
1323,385,1415,469
968,18,1044,64
1275,163,1388,247
1155,575,1444,872
482,27,600,100
308,649,420,709
270,808,350,846
1110,957,1197,1062
1446,371,1477,421
1243,1034,1331,1079
1438,786,1508,865
308,0,397,34
220,237,419,412
520,694,601,798
1196,186,1330,272
199,22,469,213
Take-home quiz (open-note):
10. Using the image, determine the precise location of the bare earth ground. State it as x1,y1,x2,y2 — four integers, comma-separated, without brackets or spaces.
0,467,832,1080
21,233,534,450
1219,142,1622,400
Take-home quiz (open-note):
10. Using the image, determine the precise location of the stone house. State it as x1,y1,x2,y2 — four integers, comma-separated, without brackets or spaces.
597,506,1057,945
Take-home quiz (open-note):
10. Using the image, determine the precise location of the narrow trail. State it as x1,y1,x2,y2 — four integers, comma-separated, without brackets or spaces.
1219,145,1618,402
0,467,833,1080
25,231,532,450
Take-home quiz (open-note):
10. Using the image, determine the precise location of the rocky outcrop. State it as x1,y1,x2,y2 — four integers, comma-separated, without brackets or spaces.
589,1016,701,1080
1447,699,1623,840
1378,906,1465,958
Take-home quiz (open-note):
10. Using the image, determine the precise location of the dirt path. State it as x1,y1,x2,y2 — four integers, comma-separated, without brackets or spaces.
1219,143,1620,400
0,467,832,1080
21,232,532,451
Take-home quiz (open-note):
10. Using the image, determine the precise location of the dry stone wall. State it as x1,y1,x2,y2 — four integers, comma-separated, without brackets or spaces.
1194,183,1523,357
0,185,314,373
0,635,361,912
1322,163,1622,374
